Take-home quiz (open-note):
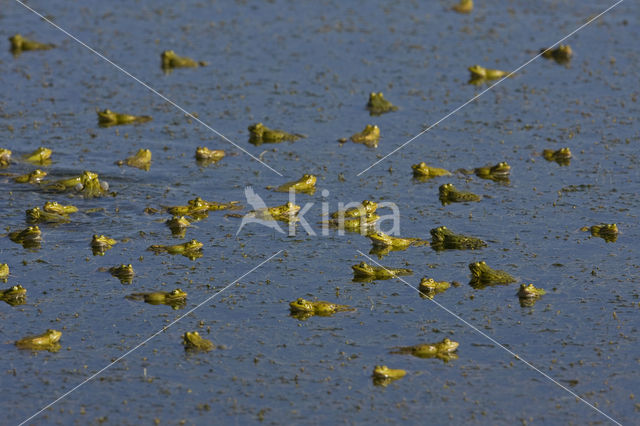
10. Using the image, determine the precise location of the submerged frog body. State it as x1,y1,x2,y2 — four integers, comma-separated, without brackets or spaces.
26,207,70,224
430,226,486,250
372,365,406,386
116,148,152,171
468,65,508,80
412,162,451,180
43,201,78,215
351,261,412,281
330,200,377,219
161,50,206,69
248,122,305,145
541,45,573,64
468,261,516,288
273,174,317,194
587,223,618,242
97,109,152,127
0,284,26,306
14,169,47,184
109,264,135,284
24,147,52,164
542,147,572,166
9,34,55,52
418,277,451,298
148,239,204,259
289,297,354,319
0,148,12,167
91,234,117,255
9,226,42,248
15,329,61,352
127,288,187,309
350,124,380,148
391,338,459,360
438,183,481,205
195,147,225,163
182,331,215,351
452,0,473,13
366,92,398,116
0,263,9,281
367,231,427,249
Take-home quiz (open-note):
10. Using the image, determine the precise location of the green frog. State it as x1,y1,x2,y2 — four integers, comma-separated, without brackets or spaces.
418,277,451,298
372,365,406,386
517,283,545,299
182,331,215,351
9,34,55,52
0,284,26,306
367,231,428,249
195,147,225,163
14,169,47,184
585,224,618,242
0,263,9,281
109,264,135,284
350,124,380,148
166,216,191,236
438,183,481,205
148,239,204,260
168,197,239,217
541,45,572,64
96,109,152,127
91,234,117,255
351,261,412,281
411,162,452,180
542,147,572,166
15,329,61,352
23,147,52,164
330,200,377,219
327,212,379,233
366,92,398,116
0,148,12,167
452,0,473,13
391,338,459,361
468,65,508,80
127,288,187,309
251,201,301,223
161,50,207,69
430,226,486,250
116,148,152,171
469,261,516,288
273,174,317,194
77,170,109,198
289,297,354,319
460,162,510,181
9,226,42,248
248,122,305,145
43,201,78,215
25,207,70,224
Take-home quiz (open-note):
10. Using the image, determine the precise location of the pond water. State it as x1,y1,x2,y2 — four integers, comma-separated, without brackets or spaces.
2,0,639,424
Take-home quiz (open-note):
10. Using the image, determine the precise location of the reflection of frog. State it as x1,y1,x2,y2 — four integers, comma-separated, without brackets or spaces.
24,147,52,164
14,169,47,184
161,50,207,69
289,298,354,320
0,148,12,167
9,34,55,53
430,226,486,250
468,261,515,288
411,162,451,180
541,45,572,64
391,338,459,361
350,124,380,148
248,123,305,145
127,288,187,309
583,223,618,242
542,147,572,166
517,283,545,307
418,277,450,298
438,183,481,205
96,109,152,127
366,92,398,116
195,147,225,163
116,148,152,171
182,331,215,351
15,329,61,352
351,261,412,281
0,284,26,306
9,226,42,249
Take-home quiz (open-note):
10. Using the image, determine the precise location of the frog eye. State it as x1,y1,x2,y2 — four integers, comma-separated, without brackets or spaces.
11,286,19,291
359,262,366,267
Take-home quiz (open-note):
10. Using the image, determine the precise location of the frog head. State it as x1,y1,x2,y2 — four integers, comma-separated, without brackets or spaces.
419,277,438,291
167,288,187,301
25,207,42,222
289,298,314,313
368,231,392,246
489,162,510,177
44,329,62,344
436,338,459,353
430,226,452,243
468,261,489,279
468,65,486,78
248,123,265,137
184,240,204,251
4,285,26,298
352,262,375,275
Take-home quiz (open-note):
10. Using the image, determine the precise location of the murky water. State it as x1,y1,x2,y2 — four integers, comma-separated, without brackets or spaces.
2,0,639,424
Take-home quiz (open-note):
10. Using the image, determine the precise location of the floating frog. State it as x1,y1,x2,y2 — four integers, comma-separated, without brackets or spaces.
0,263,9,281
23,147,52,164
116,148,152,171
9,226,42,248
148,239,203,260
411,162,451,180
438,183,481,205
0,284,26,306
391,338,459,361
289,297,354,319
350,124,380,148
468,65,508,80
9,34,55,53
14,169,47,184
109,264,135,284
469,261,516,288
327,212,379,233
166,216,191,236
367,231,428,249
272,174,317,194
430,226,486,250
460,161,510,181
366,92,398,116
330,200,378,219
248,122,305,145
250,201,301,223
91,234,117,255
195,147,225,163
0,148,12,167
161,50,207,69
167,197,240,218
351,261,412,281
15,329,61,352
418,277,451,298
517,283,546,307
182,331,215,351
542,147,572,166
584,223,618,243
43,201,78,215
48,170,108,197
96,109,152,127
25,207,70,224
452,0,473,13
541,45,572,64
372,365,406,386
127,288,187,309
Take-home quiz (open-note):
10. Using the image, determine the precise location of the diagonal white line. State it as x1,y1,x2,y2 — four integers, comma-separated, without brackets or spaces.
356,250,622,425
14,0,283,177
19,250,283,426
357,0,625,176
